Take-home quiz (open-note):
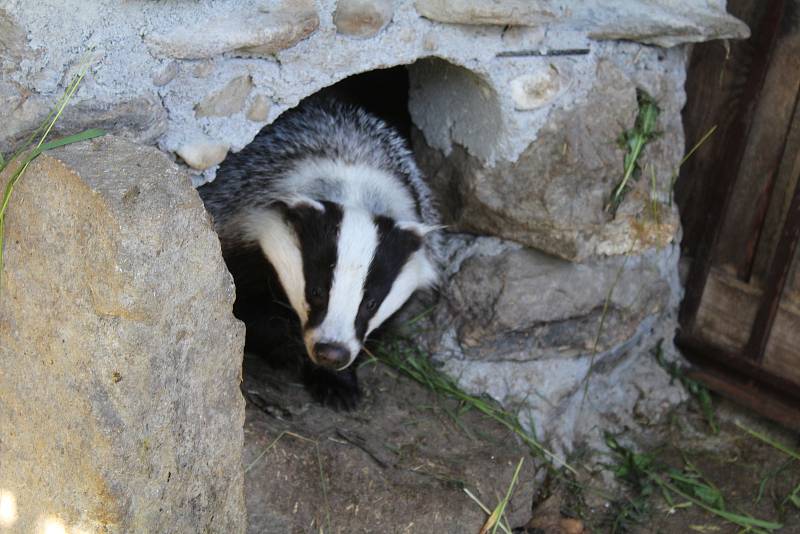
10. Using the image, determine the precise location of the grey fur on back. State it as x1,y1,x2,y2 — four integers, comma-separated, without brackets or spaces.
198,98,442,264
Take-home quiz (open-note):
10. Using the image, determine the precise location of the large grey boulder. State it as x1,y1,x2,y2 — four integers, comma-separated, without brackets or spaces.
413,53,684,262
425,235,687,453
0,136,245,533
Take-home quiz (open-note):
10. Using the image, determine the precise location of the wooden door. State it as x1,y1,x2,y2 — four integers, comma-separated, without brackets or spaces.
676,0,800,427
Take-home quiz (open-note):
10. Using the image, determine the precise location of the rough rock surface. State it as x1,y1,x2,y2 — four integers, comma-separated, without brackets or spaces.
414,0,748,47
195,75,254,118
334,0,394,38
242,354,537,533
574,0,750,47
177,140,231,171
426,235,688,453
0,136,245,533
144,0,320,59
413,44,687,261
414,0,556,26
246,94,271,122
437,237,674,361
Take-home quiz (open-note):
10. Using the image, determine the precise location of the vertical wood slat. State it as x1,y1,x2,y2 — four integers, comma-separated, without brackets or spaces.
744,166,800,361
738,89,800,282
679,1,787,330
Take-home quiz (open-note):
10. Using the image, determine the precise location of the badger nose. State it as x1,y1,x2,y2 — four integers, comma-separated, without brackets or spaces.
313,342,350,369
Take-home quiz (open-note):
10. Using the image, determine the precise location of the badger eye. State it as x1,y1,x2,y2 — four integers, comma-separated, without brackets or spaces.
365,298,377,311
310,286,323,299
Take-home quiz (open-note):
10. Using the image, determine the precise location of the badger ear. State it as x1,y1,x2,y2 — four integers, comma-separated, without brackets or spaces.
396,221,443,238
274,194,325,212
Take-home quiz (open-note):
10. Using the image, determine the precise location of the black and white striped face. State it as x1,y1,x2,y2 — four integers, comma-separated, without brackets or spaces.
248,200,437,370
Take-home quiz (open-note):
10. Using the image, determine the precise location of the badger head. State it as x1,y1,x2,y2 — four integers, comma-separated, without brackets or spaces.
245,198,438,370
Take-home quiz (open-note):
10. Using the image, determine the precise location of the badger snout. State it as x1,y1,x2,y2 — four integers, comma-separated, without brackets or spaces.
312,342,352,369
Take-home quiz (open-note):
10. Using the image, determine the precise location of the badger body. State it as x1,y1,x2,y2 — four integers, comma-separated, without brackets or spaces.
198,99,440,408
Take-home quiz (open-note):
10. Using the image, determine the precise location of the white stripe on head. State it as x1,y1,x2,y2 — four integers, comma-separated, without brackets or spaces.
242,208,308,323
304,207,378,366
366,249,438,336
280,158,418,221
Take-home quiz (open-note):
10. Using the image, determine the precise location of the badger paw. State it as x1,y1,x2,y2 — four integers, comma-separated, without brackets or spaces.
302,363,362,411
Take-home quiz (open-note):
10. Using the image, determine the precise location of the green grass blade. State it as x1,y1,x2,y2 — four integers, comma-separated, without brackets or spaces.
669,124,718,205
654,476,783,532
488,457,524,534
607,90,660,214
735,422,800,462
39,128,106,152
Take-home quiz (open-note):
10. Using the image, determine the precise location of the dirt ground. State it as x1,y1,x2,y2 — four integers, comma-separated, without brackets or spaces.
542,398,800,534
241,350,800,534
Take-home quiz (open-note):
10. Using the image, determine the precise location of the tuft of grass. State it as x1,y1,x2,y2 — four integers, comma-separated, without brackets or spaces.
788,483,800,511
652,340,718,433
735,422,800,512
604,433,783,533
603,434,658,532
607,89,660,215
0,55,105,292
365,338,577,475
464,489,512,534
479,457,525,534
735,422,800,462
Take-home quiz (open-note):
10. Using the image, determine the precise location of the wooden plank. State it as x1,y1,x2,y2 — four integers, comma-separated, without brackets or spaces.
744,168,800,361
752,99,800,284
687,367,800,430
718,27,800,280
679,1,787,330
763,298,800,385
675,0,763,259
692,266,800,381
676,333,800,401
693,269,758,352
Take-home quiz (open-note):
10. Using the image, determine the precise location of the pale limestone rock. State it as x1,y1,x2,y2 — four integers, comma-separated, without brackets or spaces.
145,0,319,59
440,237,671,358
246,94,270,122
0,8,28,68
177,140,230,170
414,0,748,47
195,75,254,118
509,65,566,111
577,0,750,47
152,61,179,86
427,234,687,454
334,0,394,38
413,57,681,261
414,0,556,26
193,60,215,78
0,136,245,534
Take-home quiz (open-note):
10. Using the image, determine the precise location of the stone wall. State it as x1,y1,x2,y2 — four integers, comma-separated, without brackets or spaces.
1,0,748,515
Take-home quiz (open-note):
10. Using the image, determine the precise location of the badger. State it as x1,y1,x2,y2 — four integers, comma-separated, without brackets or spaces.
198,98,441,409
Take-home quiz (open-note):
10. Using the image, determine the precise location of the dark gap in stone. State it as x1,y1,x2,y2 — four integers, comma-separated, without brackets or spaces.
307,65,412,140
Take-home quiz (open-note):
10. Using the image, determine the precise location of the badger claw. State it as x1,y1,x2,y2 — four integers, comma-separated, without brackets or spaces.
302,363,362,411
